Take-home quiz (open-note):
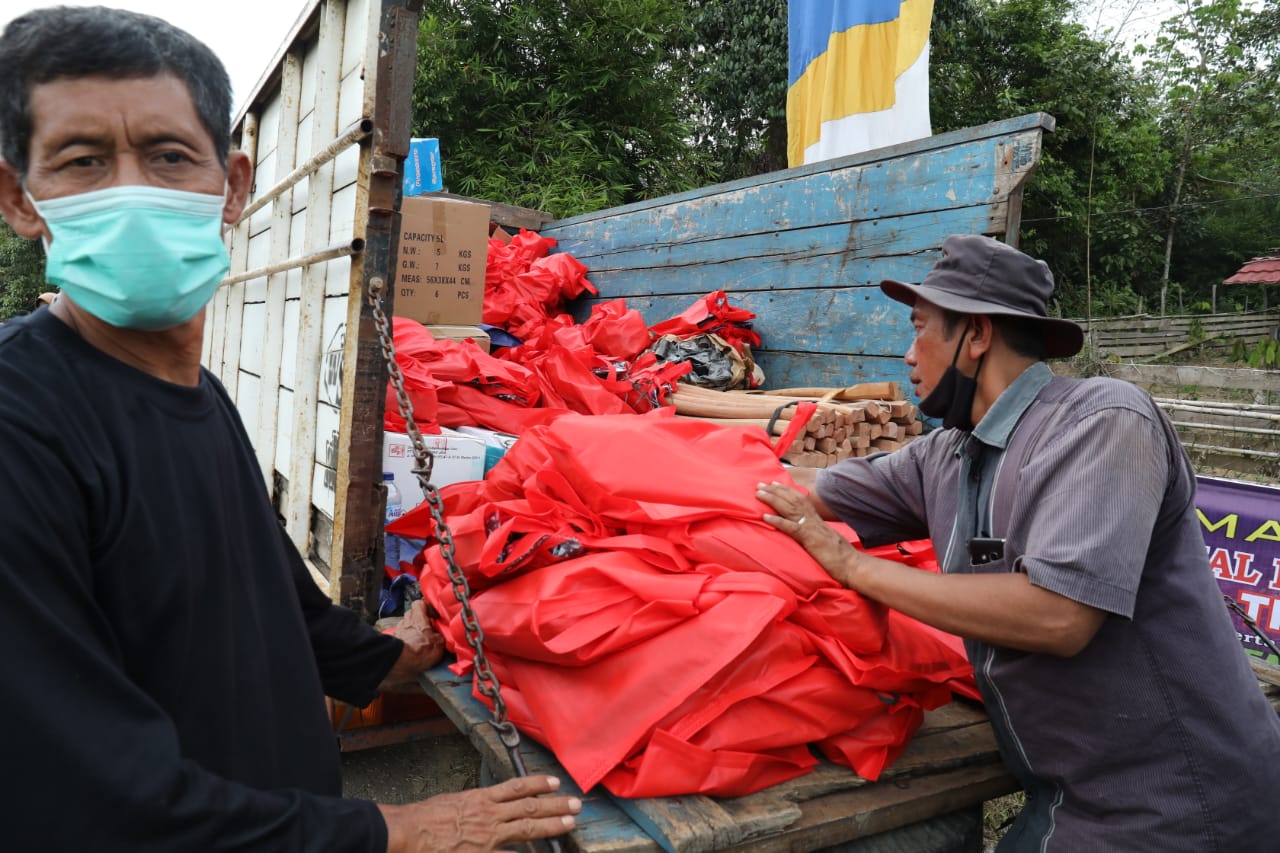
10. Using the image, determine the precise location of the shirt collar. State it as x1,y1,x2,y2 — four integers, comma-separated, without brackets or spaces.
972,361,1053,449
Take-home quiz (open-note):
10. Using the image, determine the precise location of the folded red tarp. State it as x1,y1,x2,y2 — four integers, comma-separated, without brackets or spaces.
397,412,978,798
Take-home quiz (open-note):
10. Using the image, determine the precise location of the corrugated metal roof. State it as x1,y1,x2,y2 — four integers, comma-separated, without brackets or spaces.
1224,255,1280,285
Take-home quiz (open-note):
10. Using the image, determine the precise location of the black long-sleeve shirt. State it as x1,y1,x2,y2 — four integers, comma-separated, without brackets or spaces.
0,309,402,851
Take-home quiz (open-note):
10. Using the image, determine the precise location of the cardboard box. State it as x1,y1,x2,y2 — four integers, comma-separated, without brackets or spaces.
425,324,490,353
383,428,485,511
402,138,443,197
395,196,490,325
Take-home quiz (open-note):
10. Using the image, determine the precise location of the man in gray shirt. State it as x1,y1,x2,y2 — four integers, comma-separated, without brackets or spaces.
758,234,1280,851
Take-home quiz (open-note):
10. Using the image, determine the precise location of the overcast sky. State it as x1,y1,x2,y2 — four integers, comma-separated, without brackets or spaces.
0,1,311,114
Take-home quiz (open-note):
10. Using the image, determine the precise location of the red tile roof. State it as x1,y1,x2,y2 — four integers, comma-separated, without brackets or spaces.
1225,255,1280,285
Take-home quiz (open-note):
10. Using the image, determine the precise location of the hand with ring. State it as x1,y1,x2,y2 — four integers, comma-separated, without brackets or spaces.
756,481,860,586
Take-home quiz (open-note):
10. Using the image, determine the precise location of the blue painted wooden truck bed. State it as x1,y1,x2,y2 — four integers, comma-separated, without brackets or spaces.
542,113,1056,394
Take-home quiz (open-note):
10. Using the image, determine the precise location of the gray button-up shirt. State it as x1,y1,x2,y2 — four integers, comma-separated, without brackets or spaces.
817,363,1280,852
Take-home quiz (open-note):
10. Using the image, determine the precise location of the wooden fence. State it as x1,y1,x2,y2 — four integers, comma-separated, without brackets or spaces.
1095,363,1279,483
1075,311,1279,360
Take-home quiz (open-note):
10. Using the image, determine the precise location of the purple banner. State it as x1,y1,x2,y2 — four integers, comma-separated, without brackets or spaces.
1197,476,1280,665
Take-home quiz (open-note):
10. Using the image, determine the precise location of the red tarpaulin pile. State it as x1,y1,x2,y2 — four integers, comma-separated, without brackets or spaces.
390,412,977,798
387,231,775,433
384,316,689,435
483,229,598,342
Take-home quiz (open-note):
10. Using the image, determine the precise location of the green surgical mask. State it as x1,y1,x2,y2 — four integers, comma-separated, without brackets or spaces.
27,184,230,331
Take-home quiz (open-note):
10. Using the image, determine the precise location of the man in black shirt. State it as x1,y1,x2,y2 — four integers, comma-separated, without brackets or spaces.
0,6,579,852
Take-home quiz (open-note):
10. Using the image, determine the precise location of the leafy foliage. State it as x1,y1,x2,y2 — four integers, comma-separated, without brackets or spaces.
678,0,788,181
0,222,45,322
1233,337,1280,369
405,0,1278,323
930,0,1169,318
1140,0,1280,313
411,0,704,219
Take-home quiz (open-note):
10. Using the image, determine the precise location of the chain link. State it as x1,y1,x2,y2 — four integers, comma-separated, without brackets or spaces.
367,275,521,765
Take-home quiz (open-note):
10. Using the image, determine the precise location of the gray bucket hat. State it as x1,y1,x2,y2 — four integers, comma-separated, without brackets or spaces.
881,234,1084,359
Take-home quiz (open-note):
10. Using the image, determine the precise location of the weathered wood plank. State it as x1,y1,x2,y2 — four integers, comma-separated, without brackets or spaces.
1101,363,1279,393
1093,315,1280,332
550,118,1051,395
915,700,989,733
543,114,1053,251
553,174,1011,271
1091,333,1277,353
1106,332,1276,345
1253,657,1280,689
595,709,1002,853
1077,310,1278,333
573,208,991,303
719,763,1017,852
591,287,908,356
610,796,748,853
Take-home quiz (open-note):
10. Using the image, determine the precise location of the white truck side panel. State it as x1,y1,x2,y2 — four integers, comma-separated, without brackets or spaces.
205,0,415,610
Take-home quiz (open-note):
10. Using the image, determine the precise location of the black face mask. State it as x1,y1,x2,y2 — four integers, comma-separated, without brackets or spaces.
918,327,984,431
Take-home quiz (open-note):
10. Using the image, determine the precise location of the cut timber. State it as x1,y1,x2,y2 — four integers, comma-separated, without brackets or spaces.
677,384,924,469
675,415,791,437
751,382,903,403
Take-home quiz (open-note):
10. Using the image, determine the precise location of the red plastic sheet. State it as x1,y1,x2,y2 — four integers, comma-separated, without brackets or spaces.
400,413,978,798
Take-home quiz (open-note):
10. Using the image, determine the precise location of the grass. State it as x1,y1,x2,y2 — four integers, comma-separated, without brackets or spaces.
982,792,1024,852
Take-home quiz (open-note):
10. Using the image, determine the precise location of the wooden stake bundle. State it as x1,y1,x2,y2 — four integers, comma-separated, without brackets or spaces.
672,382,926,468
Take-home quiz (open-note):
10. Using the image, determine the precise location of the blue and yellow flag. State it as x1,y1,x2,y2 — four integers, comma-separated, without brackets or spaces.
787,0,934,167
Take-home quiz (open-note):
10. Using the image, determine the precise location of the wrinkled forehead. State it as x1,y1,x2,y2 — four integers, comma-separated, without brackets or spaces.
26,74,209,155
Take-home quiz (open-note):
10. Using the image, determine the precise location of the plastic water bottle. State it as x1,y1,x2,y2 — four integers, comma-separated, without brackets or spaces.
384,472,403,524
383,472,402,571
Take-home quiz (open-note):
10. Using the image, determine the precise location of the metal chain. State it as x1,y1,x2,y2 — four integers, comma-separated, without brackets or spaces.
1224,595,1280,659
367,275,528,769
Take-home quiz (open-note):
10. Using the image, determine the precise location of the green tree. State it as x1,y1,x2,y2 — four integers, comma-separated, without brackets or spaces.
679,0,788,182
930,0,1169,318
1143,0,1280,313
0,222,45,322
411,0,703,218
